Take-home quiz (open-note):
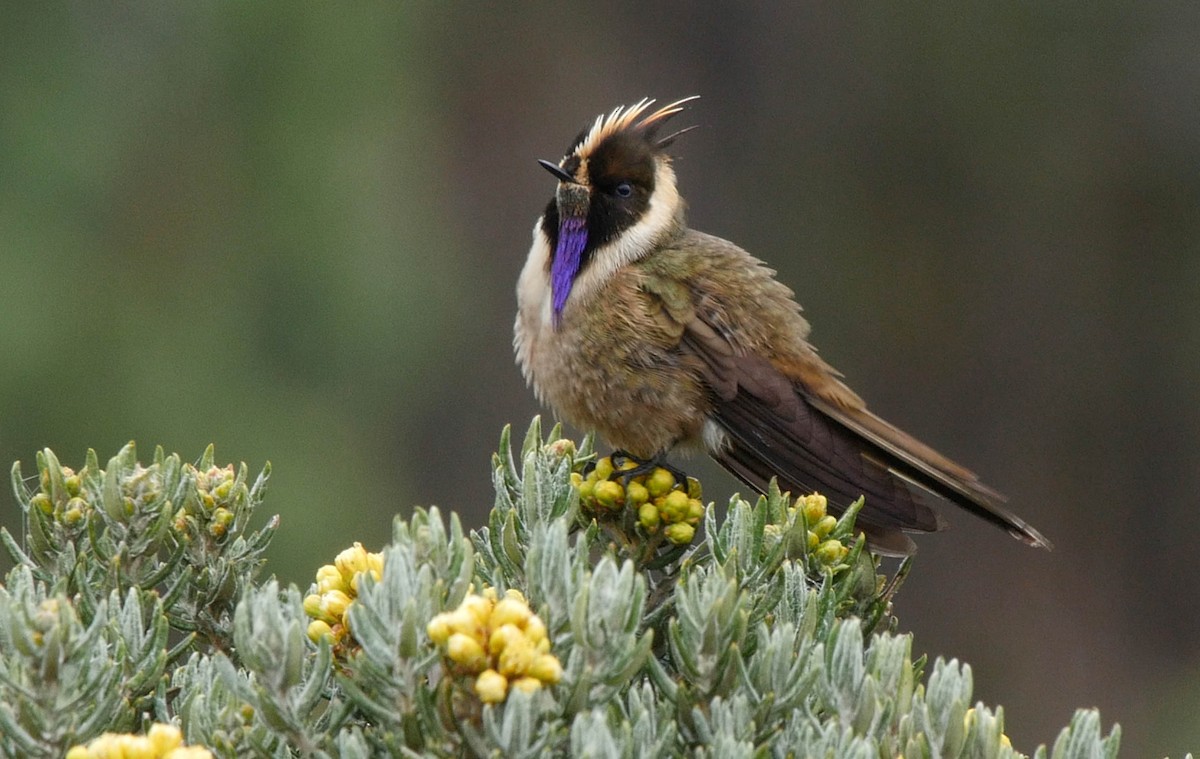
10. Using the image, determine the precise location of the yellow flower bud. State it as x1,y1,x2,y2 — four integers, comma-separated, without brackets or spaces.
208,507,234,538
366,551,385,578
801,492,827,524
664,522,695,545
660,490,690,521
815,539,848,565
63,504,85,526
307,620,334,644
578,478,595,502
475,669,508,703
213,479,233,500
807,530,820,551
686,498,705,523
497,632,536,677
593,456,614,481
148,723,183,753
503,588,526,603
510,676,543,694
442,608,480,637
491,598,532,629
315,565,346,594
335,543,370,584
426,613,452,644
524,614,548,645
544,439,576,458
592,480,624,509
302,594,324,620
625,481,649,505
813,515,837,539
528,653,564,684
321,590,351,621
489,623,524,656
447,632,487,670
646,468,675,498
31,493,53,515
639,502,660,530
65,748,90,759
461,594,494,626
570,472,583,488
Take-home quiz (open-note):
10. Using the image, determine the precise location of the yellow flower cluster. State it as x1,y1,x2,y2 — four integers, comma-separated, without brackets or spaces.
27,454,244,543
29,464,90,527
796,493,849,566
66,724,211,759
303,542,384,649
572,457,705,545
173,464,237,539
427,588,563,704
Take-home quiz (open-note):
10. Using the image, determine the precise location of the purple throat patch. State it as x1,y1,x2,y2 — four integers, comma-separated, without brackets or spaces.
550,215,587,323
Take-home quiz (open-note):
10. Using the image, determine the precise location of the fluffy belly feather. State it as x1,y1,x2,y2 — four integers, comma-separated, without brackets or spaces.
516,286,707,458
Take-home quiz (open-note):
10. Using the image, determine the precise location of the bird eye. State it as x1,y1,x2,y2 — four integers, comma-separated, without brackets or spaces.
615,182,634,198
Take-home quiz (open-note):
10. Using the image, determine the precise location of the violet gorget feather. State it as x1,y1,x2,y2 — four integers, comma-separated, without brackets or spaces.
550,214,587,323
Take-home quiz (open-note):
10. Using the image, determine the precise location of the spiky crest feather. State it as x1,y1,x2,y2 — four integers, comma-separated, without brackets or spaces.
566,97,699,162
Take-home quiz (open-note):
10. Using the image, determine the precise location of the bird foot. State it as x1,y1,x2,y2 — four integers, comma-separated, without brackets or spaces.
609,450,688,486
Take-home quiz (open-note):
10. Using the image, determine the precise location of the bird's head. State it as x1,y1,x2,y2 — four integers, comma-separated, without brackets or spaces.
537,97,698,323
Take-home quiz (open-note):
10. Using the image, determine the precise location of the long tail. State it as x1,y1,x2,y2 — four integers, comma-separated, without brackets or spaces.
707,369,1051,555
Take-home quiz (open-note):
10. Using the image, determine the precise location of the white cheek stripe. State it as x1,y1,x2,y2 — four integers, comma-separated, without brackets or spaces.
517,159,681,341
567,161,680,308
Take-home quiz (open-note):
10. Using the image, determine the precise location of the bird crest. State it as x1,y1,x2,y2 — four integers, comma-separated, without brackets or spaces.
566,96,699,162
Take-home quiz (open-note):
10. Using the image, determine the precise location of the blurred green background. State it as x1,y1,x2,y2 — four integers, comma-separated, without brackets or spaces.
2,3,1198,755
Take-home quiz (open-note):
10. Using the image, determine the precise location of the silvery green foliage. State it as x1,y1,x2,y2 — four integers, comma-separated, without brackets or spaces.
338,507,474,755
0,568,168,757
0,423,1127,757
4,443,277,652
168,585,351,759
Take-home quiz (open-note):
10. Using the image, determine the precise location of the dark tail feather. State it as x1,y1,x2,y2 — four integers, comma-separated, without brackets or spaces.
711,440,919,556
805,397,1052,550
709,388,1051,554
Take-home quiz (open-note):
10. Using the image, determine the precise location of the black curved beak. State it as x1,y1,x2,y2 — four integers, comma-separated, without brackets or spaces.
538,159,576,184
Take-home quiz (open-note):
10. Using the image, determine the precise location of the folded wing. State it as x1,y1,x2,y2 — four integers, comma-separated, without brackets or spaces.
674,295,1051,555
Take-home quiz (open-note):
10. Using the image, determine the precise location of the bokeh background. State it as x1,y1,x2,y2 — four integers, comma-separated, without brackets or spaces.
2,3,1198,755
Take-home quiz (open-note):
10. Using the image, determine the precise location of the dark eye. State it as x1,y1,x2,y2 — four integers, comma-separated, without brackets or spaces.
614,182,633,198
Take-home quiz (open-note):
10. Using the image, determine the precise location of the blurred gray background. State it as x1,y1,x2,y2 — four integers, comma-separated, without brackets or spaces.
2,3,1197,755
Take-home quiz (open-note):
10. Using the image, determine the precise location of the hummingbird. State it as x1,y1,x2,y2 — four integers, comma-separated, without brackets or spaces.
514,97,1049,554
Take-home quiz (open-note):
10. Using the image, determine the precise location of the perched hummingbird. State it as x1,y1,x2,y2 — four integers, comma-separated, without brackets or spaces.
514,97,1049,554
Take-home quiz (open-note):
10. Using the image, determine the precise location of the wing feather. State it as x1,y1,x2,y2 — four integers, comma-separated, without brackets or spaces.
657,282,1047,553
637,234,1050,554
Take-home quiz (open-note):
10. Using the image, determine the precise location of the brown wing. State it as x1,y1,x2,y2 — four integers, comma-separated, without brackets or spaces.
657,279,1051,555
